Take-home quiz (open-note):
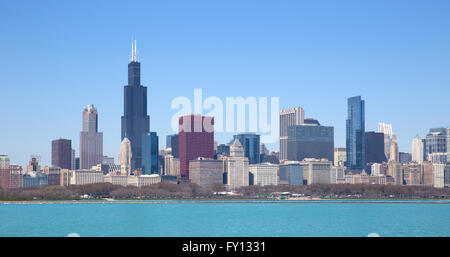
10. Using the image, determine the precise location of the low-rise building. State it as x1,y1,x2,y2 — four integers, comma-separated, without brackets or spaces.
47,166,61,186
249,163,278,186
300,158,332,184
60,169,72,186
9,165,23,189
22,172,48,188
103,174,128,187
189,158,224,188
403,163,422,186
279,163,303,186
127,174,161,187
70,170,103,185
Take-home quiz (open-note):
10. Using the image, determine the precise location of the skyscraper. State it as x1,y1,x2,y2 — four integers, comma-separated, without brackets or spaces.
425,128,447,156
142,132,159,174
80,104,103,169
279,107,304,161
378,122,397,161
70,149,76,170
334,148,347,166
412,135,424,164
51,138,72,169
26,155,41,174
226,138,249,190
121,40,150,171
233,133,260,164
119,137,132,176
389,140,399,163
346,96,365,171
178,114,214,181
287,124,334,163
365,132,386,165
166,134,179,158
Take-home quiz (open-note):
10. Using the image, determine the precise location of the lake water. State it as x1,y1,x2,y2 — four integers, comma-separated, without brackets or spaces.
1,201,450,237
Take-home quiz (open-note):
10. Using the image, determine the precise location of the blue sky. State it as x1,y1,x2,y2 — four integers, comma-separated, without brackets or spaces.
1,0,450,167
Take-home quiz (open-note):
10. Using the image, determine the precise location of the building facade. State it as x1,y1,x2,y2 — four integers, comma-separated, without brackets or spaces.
412,135,424,164
142,132,159,174
119,137,132,176
189,158,224,188
378,123,397,161
166,134,179,158
178,114,214,181
0,155,10,190
22,172,48,188
226,138,249,190
403,163,422,186
425,128,447,160
346,96,365,171
51,138,72,169
249,163,278,186
287,124,334,163
70,170,104,185
279,163,303,186
300,158,332,185
280,107,304,161
233,133,260,164
432,163,445,188
47,166,61,186
334,148,346,167
365,132,386,166
80,104,103,169
121,41,150,172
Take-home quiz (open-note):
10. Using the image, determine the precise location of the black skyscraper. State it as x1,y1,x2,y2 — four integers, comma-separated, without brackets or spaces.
365,132,386,165
121,40,150,171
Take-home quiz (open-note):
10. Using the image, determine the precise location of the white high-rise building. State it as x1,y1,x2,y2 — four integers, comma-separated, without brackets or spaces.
411,135,424,164
371,163,382,176
433,163,445,188
163,149,180,176
280,107,304,161
119,137,132,176
378,122,397,161
226,138,249,190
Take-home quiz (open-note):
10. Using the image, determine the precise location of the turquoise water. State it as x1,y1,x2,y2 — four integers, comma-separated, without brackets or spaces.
1,201,450,237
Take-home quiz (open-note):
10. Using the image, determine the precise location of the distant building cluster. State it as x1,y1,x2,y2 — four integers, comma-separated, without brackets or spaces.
1,44,450,192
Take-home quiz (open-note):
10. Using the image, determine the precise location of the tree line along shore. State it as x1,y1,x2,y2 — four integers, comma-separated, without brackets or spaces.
1,182,450,201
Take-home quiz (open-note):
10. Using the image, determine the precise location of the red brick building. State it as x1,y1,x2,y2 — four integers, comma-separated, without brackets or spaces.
178,115,214,181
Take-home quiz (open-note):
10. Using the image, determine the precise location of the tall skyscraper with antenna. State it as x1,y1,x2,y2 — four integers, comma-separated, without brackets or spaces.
121,40,150,171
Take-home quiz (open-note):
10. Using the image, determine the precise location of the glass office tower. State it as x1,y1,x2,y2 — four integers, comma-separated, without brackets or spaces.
142,132,159,174
233,133,261,164
346,96,365,171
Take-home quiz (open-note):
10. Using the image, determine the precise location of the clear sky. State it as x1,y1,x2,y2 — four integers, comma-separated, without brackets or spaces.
1,0,450,168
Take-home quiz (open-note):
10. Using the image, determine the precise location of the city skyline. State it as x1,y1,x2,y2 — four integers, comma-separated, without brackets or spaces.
2,1,450,167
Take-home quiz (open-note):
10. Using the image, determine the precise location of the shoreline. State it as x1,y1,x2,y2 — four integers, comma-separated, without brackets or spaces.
2,198,450,204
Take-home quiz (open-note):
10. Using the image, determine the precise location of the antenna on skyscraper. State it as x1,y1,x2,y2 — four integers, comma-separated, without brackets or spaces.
134,38,137,61
130,38,134,62
130,37,138,62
